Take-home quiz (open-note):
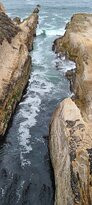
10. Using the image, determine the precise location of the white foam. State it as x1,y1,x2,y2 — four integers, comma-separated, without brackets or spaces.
18,68,53,167
46,28,65,36
62,59,76,72
54,54,76,73
7,12,12,17
37,27,65,37
17,180,25,203
1,188,5,197
65,20,69,23
32,46,44,65
20,152,31,167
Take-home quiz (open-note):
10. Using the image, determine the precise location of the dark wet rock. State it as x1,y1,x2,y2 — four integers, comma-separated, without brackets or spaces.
33,8,40,14
65,69,76,92
1,168,7,178
0,12,20,44
87,148,92,175
13,17,21,25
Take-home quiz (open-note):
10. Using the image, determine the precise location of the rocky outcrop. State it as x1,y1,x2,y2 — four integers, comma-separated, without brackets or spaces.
50,98,92,205
53,13,92,120
50,14,92,205
13,17,21,25
0,3,39,136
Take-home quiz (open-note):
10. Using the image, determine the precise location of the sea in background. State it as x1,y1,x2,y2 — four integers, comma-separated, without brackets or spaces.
0,0,92,204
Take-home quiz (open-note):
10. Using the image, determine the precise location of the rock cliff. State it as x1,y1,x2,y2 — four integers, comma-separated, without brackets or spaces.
0,3,39,136
50,14,92,205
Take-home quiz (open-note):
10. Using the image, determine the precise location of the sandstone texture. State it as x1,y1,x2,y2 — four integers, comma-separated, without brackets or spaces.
0,4,39,136
50,14,92,205
53,13,92,120
0,3,5,13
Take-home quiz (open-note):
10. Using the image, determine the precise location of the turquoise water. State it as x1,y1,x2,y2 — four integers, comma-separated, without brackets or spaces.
0,0,92,204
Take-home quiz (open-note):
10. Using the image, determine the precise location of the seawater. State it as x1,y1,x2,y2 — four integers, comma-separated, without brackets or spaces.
0,0,92,204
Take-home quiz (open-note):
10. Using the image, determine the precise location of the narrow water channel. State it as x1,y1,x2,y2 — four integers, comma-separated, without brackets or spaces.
0,0,92,204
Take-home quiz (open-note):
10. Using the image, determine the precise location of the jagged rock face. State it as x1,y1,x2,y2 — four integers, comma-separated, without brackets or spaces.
0,4,39,136
50,98,92,205
53,14,92,121
65,69,76,93
0,12,21,44
50,13,92,205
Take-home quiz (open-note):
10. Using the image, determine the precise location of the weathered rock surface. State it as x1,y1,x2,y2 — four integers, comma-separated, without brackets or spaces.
50,14,92,205
50,98,92,205
0,3,39,136
53,13,92,120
